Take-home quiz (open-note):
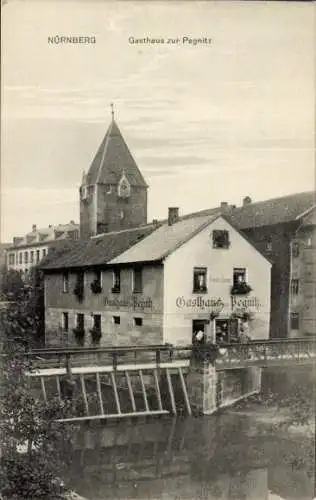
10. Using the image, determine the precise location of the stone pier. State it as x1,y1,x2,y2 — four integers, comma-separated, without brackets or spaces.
186,358,262,415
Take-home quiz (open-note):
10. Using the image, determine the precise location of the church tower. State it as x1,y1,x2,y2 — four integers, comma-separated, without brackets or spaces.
79,106,148,239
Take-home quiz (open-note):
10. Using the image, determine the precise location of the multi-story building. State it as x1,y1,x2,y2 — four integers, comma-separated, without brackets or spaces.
6,222,79,278
289,206,316,336
190,191,315,338
41,208,271,347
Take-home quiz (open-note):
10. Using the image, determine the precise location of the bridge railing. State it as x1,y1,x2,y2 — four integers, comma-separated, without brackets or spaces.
216,337,316,368
23,337,316,373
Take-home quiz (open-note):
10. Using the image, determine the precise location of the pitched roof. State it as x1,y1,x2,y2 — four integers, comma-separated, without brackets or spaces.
12,222,79,248
40,224,157,270
108,213,271,265
86,119,148,188
182,191,316,229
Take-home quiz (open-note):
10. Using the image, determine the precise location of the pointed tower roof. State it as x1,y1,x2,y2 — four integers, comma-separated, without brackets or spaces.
86,113,148,188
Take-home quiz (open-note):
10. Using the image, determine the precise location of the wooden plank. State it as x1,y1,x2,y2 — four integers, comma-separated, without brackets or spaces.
80,374,89,416
138,370,149,412
110,372,122,415
166,368,177,415
41,376,47,403
125,371,137,412
166,416,176,458
56,375,61,401
153,368,163,411
55,410,169,423
178,367,192,416
95,372,104,415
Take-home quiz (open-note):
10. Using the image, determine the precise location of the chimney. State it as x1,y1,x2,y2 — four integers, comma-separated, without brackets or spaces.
32,224,37,232
152,219,159,227
220,201,229,212
70,220,75,225
168,207,179,226
243,196,252,206
13,237,23,246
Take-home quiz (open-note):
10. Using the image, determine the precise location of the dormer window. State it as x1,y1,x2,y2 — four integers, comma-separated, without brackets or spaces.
212,230,230,249
118,172,131,198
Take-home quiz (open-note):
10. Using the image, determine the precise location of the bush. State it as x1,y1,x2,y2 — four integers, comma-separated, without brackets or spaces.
0,343,73,499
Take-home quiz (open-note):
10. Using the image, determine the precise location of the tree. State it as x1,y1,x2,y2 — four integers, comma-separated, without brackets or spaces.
0,267,24,301
1,265,45,349
0,342,73,499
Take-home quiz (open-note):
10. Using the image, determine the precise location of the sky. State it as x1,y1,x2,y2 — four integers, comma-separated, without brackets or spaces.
1,0,315,242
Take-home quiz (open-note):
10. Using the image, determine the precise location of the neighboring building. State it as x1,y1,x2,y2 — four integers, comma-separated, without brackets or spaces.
79,111,148,239
6,222,79,278
186,191,316,338
289,206,316,337
41,208,271,347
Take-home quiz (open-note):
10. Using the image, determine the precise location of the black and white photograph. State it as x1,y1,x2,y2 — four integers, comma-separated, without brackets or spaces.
0,1,315,499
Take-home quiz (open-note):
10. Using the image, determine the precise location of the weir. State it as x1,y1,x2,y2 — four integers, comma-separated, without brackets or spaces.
24,338,316,422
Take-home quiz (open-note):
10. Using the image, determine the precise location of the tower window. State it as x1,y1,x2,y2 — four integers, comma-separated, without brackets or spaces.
134,317,143,327
113,316,120,325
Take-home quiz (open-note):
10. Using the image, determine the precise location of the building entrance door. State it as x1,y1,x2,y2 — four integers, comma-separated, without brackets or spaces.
192,319,207,344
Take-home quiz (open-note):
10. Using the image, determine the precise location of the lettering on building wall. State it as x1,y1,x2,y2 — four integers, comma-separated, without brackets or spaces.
231,296,261,311
104,296,153,310
176,296,226,310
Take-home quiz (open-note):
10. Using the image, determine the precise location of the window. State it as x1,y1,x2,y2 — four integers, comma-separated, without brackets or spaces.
19,253,22,264
112,269,121,293
290,279,299,295
24,251,28,264
36,250,40,263
290,312,299,330
8,254,15,265
91,270,102,293
77,313,84,330
63,272,69,293
306,237,312,248
93,314,101,332
133,267,143,293
30,251,34,263
193,267,207,293
97,223,108,235
233,268,246,286
113,316,120,325
212,230,230,249
62,312,69,332
266,239,273,252
42,248,47,257
134,317,143,327
292,242,300,258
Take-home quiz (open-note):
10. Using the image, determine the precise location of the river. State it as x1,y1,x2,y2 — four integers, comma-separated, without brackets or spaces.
61,406,314,500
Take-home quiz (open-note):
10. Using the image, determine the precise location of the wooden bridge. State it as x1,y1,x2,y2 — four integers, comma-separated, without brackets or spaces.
24,337,316,422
